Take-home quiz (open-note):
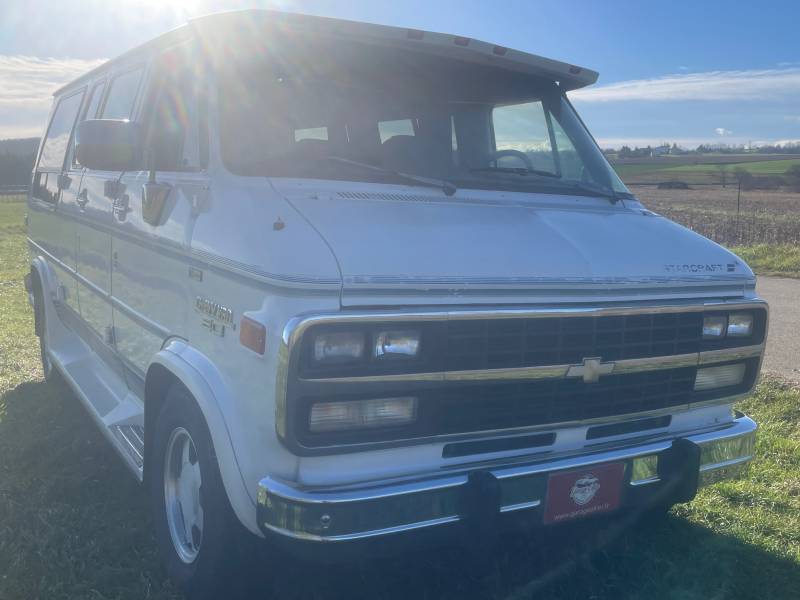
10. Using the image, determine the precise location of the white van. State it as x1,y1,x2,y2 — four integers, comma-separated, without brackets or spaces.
25,10,766,598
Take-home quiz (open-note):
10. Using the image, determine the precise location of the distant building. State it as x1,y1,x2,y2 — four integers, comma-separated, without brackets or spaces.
651,145,670,157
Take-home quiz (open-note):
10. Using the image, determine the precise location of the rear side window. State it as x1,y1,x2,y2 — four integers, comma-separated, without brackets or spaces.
295,127,328,142
102,68,143,119
38,90,85,170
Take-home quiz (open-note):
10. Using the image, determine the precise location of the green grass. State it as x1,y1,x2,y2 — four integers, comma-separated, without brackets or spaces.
3,200,800,598
613,156,800,184
731,245,800,278
661,158,800,175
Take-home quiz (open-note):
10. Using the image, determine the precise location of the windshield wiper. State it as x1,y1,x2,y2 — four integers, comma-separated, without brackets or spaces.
561,181,633,204
328,156,458,197
469,166,561,178
468,166,632,204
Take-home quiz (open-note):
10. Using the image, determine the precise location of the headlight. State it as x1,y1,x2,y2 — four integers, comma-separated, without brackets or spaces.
694,363,747,391
727,312,754,337
309,397,418,432
702,315,727,339
374,330,421,359
313,331,365,363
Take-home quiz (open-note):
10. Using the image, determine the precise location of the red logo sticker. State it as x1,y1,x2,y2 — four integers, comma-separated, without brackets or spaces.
543,462,625,525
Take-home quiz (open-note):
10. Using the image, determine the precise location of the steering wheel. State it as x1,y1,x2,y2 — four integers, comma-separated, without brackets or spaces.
490,149,534,171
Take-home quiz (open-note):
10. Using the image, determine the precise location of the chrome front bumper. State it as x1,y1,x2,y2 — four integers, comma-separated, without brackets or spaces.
257,414,756,542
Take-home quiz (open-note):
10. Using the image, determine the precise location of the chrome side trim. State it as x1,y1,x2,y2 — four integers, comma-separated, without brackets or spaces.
28,237,171,340
30,202,342,290
261,515,461,543
499,500,542,513
261,473,468,505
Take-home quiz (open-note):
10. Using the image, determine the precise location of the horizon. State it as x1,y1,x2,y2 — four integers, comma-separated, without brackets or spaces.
1,0,798,148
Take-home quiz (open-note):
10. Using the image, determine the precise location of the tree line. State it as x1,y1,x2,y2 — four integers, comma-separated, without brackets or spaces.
0,151,36,187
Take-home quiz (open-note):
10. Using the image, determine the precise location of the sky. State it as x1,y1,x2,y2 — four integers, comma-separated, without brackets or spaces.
1,0,798,148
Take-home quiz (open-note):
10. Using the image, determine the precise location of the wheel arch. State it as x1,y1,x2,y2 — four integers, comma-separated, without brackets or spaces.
144,340,260,536
28,256,59,338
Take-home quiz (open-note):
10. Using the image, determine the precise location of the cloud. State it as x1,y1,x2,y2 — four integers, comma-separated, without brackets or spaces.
0,55,106,138
571,67,800,103
715,127,733,136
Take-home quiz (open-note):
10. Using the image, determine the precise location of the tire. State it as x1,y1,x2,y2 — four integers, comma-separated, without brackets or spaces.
31,274,57,383
149,385,248,599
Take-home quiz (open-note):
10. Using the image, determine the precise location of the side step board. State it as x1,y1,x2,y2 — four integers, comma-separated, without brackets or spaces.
113,425,145,470
41,293,146,481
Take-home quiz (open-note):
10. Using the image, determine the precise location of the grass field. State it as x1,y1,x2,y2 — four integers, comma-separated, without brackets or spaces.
612,155,800,185
632,187,800,276
2,202,800,598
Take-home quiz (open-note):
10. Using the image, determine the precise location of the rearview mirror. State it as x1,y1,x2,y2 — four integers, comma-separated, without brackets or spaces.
75,119,143,171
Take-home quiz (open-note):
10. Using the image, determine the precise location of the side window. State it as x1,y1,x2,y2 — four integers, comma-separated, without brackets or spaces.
551,117,584,181
379,119,416,144
147,69,206,171
102,68,143,120
294,127,328,142
37,90,85,171
84,81,106,120
492,101,556,174
70,81,106,168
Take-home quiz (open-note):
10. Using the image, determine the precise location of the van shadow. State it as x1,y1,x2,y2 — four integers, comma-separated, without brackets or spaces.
0,378,175,599
2,379,799,600
262,510,800,600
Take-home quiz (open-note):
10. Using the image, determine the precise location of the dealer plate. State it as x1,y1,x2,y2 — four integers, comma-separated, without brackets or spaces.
543,462,625,525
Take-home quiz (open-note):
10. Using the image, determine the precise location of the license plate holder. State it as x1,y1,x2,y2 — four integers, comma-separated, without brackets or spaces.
543,462,626,525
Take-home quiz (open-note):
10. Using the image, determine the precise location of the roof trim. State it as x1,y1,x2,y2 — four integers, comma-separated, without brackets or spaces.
54,10,598,97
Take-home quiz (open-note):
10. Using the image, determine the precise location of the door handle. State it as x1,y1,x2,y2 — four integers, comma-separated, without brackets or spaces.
112,194,132,222
77,188,89,209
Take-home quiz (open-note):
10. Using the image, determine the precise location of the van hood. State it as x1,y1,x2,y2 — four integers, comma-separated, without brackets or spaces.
273,181,755,307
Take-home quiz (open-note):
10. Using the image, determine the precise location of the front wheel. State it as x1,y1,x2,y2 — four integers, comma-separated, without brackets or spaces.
149,386,248,599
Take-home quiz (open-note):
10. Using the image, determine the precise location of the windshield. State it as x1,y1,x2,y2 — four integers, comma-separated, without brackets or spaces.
218,57,630,198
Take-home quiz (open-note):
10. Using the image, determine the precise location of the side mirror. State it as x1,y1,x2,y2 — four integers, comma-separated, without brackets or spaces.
75,119,143,171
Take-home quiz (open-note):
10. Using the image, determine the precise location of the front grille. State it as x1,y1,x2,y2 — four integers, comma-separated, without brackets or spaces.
288,306,766,453
427,367,697,435
444,312,703,371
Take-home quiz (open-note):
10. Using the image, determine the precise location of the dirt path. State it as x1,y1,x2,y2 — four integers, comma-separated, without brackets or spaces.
756,276,800,380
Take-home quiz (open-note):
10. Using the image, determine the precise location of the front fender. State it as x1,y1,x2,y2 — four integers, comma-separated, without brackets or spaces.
147,339,261,536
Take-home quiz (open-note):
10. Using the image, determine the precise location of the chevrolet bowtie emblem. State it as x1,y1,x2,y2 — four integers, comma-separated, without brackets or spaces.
566,357,615,384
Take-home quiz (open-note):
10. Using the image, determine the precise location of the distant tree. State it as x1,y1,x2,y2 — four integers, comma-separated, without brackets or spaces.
0,151,35,186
